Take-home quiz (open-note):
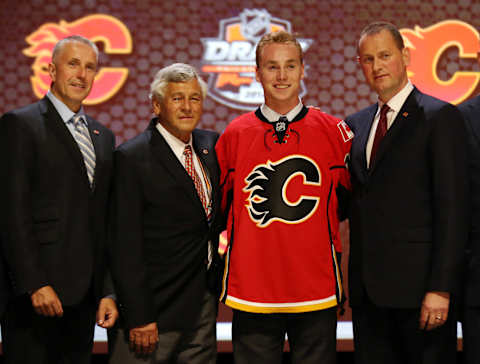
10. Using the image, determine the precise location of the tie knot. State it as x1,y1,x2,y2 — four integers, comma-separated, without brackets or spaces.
184,145,192,156
380,104,390,117
72,115,85,128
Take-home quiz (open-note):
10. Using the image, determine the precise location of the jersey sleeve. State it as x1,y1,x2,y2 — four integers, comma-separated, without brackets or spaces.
215,128,237,254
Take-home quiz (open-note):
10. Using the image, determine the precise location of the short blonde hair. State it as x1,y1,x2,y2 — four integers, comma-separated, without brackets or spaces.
255,30,303,67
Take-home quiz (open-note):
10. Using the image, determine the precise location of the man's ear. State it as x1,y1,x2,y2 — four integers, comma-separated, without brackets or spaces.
255,67,261,83
48,62,56,83
152,98,161,116
402,47,411,67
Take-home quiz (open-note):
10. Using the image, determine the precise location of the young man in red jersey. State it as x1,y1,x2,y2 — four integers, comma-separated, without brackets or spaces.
216,30,352,364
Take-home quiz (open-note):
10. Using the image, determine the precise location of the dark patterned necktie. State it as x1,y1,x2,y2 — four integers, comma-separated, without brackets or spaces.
370,104,390,163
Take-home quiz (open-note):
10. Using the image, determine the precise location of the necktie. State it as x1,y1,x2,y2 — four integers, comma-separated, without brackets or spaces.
183,145,210,219
370,104,390,163
72,115,96,186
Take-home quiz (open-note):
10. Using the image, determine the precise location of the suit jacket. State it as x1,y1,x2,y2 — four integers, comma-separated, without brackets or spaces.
459,95,480,306
346,87,469,308
109,119,221,330
0,97,115,310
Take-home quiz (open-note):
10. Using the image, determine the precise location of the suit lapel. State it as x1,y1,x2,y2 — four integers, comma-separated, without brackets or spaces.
149,120,206,215
41,98,91,189
85,117,103,191
468,97,480,146
193,130,219,221
352,104,376,183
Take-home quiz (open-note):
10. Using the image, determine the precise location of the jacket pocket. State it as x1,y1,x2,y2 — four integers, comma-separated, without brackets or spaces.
395,227,432,243
33,207,59,244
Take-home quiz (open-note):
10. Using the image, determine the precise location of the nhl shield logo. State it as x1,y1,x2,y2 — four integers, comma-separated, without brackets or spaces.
240,9,271,43
201,9,313,110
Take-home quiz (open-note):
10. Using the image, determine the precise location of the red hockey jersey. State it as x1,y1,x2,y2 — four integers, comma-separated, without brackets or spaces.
216,106,352,313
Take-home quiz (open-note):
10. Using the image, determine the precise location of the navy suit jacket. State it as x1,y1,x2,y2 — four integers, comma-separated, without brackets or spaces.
346,87,469,308
459,94,480,306
109,119,221,330
0,97,115,312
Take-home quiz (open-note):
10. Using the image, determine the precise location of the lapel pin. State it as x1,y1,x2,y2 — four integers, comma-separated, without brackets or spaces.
93,129,100,135
402,112,408,117
202,149,209,155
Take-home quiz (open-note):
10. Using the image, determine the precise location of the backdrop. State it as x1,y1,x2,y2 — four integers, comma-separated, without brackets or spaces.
1,0,479,352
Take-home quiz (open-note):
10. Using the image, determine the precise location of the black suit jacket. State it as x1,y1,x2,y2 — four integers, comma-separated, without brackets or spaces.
109,119,221,330
459,95,480,306
0,97,115,309
346,87,469,308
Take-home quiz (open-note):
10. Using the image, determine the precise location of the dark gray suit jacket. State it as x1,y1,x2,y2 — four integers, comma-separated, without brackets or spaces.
346,87,469,308
0,97,115,311
459,94,480,306
109,119,221,330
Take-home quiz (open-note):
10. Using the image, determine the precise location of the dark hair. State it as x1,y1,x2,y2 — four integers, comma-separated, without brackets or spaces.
359,21,405,51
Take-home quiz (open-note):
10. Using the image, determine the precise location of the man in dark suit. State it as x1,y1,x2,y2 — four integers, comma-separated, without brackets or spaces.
107,63,221,364
0,35,118,363
459,90,480,364
346,21,469,364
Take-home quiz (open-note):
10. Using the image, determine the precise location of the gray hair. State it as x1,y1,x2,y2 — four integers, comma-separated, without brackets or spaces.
149,63,207,101
52,35,99,63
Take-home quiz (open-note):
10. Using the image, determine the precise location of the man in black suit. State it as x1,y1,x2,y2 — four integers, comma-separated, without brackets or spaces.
107,63,221,364
346,21,469,364
0,35,118,363
458,84,480,364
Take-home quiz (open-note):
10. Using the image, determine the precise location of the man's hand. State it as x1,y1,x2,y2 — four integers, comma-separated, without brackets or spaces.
129,322,159,355
30,285,63,317
96,297,119,328
419,291,450,331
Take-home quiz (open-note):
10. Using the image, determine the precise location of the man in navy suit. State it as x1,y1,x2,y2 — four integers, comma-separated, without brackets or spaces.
346,21,469,364
458,73,480,364
107,63,221,364
0,35,118,363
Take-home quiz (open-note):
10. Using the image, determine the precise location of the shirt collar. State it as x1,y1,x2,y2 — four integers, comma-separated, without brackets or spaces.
379,80,414,112
260,98,303,123
46,90,87,126
155,120,193,151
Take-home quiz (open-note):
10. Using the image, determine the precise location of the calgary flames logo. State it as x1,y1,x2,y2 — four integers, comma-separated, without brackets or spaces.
23,14,132,105
243,155,321,228
401,20,480,104
201,9,313,110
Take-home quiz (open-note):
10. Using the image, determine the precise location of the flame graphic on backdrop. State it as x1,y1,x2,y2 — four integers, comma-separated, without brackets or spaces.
23,14,132,105
401,20,480,104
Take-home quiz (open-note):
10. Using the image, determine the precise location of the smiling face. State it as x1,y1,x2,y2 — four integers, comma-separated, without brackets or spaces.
152,79,203,143
358,29,410,103
256,43,304,114
48,40,97,112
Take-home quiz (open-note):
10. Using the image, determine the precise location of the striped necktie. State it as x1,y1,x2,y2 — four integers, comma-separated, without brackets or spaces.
72,115,96,186
183,145,211,219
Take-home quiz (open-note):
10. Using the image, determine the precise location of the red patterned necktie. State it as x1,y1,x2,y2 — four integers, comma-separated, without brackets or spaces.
370,104,390,163
183,145,210,219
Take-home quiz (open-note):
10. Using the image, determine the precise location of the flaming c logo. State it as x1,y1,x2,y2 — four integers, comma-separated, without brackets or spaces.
23,14,132,105
401,20,480,104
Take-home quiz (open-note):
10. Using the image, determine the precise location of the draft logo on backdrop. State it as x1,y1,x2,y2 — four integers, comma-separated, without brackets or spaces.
23,14,132,105
201,9,313,110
